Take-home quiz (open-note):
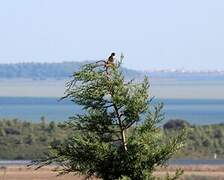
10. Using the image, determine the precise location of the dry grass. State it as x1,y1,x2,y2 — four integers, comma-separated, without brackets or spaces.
0,165,224,180
0,166,81,180
155,165,224,180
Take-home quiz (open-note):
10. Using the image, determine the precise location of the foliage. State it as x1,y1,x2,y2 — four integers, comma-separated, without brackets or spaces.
0,118,223,160
163,119,190,130
35,58,185,180
172,122,224,158
0,118,69,159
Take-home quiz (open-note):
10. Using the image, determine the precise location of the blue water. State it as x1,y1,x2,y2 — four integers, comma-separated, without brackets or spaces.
169,159,224,165
0,97,224,125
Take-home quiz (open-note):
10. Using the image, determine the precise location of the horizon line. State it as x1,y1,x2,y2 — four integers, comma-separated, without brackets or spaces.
0,61,224,72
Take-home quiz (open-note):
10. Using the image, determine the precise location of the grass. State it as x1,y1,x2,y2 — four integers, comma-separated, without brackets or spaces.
0,165,223,180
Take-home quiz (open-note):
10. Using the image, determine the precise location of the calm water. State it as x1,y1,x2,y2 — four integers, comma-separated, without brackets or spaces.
169,159,224,165
0,97,224,125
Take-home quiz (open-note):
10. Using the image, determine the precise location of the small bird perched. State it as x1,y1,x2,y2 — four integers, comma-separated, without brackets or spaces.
105,52,116,75
95,52,116,77
107,52,115,64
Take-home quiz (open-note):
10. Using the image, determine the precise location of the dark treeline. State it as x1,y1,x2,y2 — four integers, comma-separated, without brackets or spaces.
0,62,82,79
0,118,223,160
164,119,224,159
0,117,70,159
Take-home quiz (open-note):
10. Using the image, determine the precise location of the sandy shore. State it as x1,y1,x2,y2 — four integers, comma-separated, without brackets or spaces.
0,165,224,180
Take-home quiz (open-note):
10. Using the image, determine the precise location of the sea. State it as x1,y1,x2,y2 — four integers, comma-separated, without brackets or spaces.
1,78,224,125
0,97,224,125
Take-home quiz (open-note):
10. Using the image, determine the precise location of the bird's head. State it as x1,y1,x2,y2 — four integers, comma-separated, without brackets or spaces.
111,52,115,57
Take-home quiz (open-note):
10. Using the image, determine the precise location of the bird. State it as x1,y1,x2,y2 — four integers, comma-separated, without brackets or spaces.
105,52,116,75
107,52,115,64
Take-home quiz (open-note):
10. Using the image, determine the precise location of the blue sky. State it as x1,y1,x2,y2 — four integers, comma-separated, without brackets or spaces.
1,0,224,70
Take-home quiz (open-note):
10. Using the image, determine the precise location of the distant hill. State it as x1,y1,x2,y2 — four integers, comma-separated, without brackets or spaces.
1,62,224,81
0,62,143,80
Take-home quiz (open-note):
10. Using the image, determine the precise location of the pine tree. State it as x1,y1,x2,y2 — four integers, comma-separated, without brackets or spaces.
37,55,185,179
